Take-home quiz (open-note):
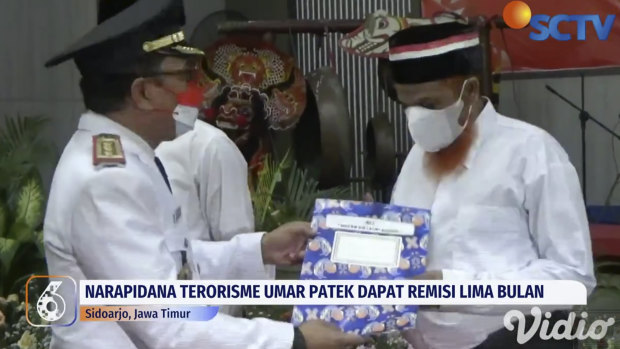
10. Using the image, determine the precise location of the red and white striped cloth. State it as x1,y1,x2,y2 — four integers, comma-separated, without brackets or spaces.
389,32,479,61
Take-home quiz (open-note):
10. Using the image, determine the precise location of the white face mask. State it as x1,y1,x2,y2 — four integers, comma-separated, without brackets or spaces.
173,105,198,137
405,79,473,152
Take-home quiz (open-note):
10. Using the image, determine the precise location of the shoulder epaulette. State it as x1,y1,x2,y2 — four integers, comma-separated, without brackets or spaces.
92,134,126,169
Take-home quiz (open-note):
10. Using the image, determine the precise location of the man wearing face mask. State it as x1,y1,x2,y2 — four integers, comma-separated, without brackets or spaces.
156,85,262,249
156,108,257,319
42,1,367,348
386,23,595,348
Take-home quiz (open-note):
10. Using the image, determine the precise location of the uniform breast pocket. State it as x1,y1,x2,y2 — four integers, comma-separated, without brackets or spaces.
454,205,525,268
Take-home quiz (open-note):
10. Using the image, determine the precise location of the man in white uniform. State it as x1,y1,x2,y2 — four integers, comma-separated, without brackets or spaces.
156,119,253,243
386,23,596,348
156,119,255,317
42,1,366,348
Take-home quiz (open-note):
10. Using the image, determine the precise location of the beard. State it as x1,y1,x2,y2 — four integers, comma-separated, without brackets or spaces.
423,122,478,179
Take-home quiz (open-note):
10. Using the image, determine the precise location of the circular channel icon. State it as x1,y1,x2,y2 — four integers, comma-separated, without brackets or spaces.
36,281,66,322
503,1,532,29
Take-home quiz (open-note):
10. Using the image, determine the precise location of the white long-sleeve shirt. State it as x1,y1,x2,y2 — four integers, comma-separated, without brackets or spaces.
156,120,255,242
391,102,595,349
156,120,258,317
44,112,292,348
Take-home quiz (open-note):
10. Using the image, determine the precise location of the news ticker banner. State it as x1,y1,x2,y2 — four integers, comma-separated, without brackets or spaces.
26,276,587,326
80,280,587,306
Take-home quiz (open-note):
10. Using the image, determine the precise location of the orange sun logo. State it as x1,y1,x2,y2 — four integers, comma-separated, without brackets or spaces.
503,1,532,29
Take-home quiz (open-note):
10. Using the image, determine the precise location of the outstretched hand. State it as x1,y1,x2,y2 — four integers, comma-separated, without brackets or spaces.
262,221,315,266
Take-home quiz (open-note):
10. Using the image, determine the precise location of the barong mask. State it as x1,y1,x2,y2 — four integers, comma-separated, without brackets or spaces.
206,85,268,157
202,37,307,131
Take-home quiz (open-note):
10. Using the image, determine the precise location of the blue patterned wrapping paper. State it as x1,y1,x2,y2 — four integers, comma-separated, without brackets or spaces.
291,199,431,336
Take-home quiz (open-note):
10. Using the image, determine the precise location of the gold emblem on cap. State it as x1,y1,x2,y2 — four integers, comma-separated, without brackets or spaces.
170,45,205,56
93,134,126,169
142,30,185,52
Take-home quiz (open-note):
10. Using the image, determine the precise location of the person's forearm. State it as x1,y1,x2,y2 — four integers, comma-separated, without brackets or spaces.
191,232,271,280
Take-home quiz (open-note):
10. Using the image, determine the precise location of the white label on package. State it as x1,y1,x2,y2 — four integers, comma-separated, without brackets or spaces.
325,214,415,236
331,231,402,268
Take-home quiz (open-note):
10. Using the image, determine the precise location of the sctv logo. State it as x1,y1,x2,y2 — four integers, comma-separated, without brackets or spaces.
502,1,616,41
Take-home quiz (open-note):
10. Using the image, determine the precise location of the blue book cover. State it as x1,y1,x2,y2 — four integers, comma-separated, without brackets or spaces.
291,199,431,335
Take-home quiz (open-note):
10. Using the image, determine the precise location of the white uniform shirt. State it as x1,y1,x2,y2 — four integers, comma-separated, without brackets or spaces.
156,120,259,317
391,102,596,349
44,112,293,349
156,120,254,242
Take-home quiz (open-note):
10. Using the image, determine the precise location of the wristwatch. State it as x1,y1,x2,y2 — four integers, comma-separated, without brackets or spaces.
292,327,307,349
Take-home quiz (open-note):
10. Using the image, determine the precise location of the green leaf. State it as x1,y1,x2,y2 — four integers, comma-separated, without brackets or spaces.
8,220,34,243
0,115,53,298
252,150,292,230
14,178,44,230
3,242,47,296
0,115,56,199
251,148,352,231
0,237,20,276
287,164,350,221
0,115,49,155
0,200,7,238
252,155,275,229
34,230,45,258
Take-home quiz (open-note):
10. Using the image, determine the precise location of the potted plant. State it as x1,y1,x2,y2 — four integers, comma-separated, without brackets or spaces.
0,115,56,348
251,150,351,276
245,149,351,321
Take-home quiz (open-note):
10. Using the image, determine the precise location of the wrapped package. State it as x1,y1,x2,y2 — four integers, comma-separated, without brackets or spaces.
292,199,430,335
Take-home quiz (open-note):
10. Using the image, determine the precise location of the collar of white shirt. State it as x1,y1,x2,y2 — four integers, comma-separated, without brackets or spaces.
463,98,498,170
78,111,155,163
